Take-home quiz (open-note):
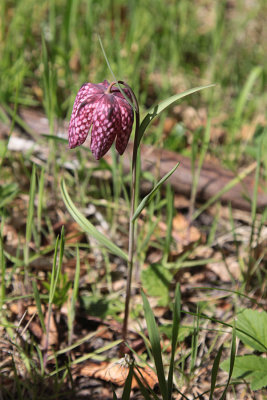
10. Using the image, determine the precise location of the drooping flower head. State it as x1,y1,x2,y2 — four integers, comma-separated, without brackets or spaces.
68,80,134,160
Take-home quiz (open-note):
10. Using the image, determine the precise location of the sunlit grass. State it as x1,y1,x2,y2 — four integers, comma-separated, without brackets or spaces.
0,0,267,398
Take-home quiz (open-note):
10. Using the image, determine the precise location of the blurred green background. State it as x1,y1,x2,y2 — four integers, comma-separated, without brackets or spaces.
0,0,266,164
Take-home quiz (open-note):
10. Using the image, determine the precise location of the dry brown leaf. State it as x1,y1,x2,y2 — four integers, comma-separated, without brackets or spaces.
2,224,19,247
173,194,190,209
238,114,266,141
80,358,158,389
41,310,58,349
95,325,113,340
207,254,241,282
65,221,85,244
28,321,43,339
163,117,177,135
172,213,201,252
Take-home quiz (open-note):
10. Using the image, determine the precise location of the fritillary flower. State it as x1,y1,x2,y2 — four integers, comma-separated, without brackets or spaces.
68,80,134,160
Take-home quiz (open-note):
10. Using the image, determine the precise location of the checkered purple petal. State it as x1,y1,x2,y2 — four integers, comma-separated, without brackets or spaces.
90,94,122,160
68,80,134,158
68,94,102,149
115,97,134,155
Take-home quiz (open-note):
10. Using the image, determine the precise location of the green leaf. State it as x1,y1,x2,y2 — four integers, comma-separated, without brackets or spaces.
137,84,215,147
159,325,193,342
234,66,262,124
121,363,134,400
133,369,154,400
141,264,172,306
24,164,36,265
209,345,223,400
167,284,181,400
68,246,81,344
141,290,167,399
80,295,124,319
0,183,18,208
236,309,267,352
60,179,128,261
221,355,267,391
132,162,179,222
220,324,236,400
32,280,46,333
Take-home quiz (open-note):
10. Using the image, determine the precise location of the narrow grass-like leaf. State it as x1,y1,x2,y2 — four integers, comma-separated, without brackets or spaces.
133,370,155,400
44,230,64,362
192,286,261,305
141,290,167,399
163,184,174,262
247,137,262,282
41,35,56,132
0,183,19,208
190,305,200,372
42,134,69,145
24,164,36,266
49,339,122,376
121,363,134,400
0,236,5,309
234,66,262,124
132,162,179,222
97,35,135,111
189,118,211,221
68,246,80,345
167,284,181,399
36,344,44,376
49,227,64,304
112,390,118,400
209,345,223,400
37,167,45,247
220,324,236,400
137,84,215,147
192,162,257,220
32,280,46,333
61,179,128,261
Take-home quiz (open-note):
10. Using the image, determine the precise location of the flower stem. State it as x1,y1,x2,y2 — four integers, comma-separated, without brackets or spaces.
118,82,140,346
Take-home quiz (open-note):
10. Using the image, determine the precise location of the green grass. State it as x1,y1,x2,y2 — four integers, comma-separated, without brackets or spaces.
0,0,267,399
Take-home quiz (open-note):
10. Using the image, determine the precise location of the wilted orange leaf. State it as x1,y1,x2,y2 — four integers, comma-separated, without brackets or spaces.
80,357,158,389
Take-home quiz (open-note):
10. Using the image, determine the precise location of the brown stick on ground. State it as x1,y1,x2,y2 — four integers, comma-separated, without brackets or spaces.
7,108,267,212
120,143,267,212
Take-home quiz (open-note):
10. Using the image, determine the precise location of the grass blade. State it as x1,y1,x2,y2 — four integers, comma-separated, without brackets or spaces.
190,305,200,372
167,284,181,399
192,162,257,220
0,183,18,209
163,184,174,262
0,235,5,310
112,390,118,400
133,370,155,400
37,167,45,247
234,66,262,125
247,135,263,282
121,363,134,400
132,162,179,222
189,118,211,222
68,246,80,345
209,345,223,400
24,164,36,266
32,280,46,333
220,325,236,400
141,290,167,399
49,227,65,304
60,179,128,261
